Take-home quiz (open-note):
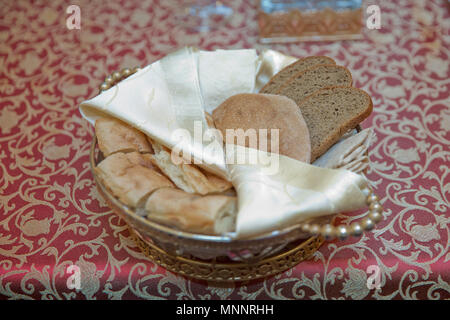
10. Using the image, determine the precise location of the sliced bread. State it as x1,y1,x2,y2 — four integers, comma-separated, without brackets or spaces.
260,56,336,94
275,64,353,101
294,86,373,162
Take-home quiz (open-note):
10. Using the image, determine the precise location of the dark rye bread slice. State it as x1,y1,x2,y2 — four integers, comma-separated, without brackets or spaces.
275,64,353,102
260,56,336,94
296,86,373,162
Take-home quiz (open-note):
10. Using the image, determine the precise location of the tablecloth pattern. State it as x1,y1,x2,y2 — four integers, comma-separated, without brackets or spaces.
0,0,449,300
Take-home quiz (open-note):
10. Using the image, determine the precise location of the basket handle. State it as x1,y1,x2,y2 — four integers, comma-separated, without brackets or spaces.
99,67,141,92
299,186,382,240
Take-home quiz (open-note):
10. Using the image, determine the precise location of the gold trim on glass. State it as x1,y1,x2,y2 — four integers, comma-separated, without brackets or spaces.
129,227,324,282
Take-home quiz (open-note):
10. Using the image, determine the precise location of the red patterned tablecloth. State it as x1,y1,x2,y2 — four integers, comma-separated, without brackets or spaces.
0,0,449,300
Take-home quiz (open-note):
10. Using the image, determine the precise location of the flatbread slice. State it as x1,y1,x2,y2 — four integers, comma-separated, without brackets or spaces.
95,152,174,208
147,138,233,195
95,117,152,156
145,188,236,234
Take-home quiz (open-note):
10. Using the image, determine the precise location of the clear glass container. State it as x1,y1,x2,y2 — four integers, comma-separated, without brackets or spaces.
173,0,233,32
258,0,363,43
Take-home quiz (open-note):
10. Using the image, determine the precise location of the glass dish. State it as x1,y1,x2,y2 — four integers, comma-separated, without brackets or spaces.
89,66,382,272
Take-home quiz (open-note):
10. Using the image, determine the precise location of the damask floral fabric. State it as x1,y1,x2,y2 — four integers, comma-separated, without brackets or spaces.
0,0,448,299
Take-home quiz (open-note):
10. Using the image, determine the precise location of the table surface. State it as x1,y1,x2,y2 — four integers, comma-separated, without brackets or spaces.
0,0,449,300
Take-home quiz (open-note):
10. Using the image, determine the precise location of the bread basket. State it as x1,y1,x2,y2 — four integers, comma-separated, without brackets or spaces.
90,67,383,282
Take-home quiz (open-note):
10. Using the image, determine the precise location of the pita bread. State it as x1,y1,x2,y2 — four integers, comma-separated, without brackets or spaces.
95,117,153,157
95,152,174,208
145,188,236,234
125,151,158,170
147,138,233,195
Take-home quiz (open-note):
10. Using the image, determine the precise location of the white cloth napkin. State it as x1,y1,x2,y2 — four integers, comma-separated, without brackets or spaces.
80,47,369,239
